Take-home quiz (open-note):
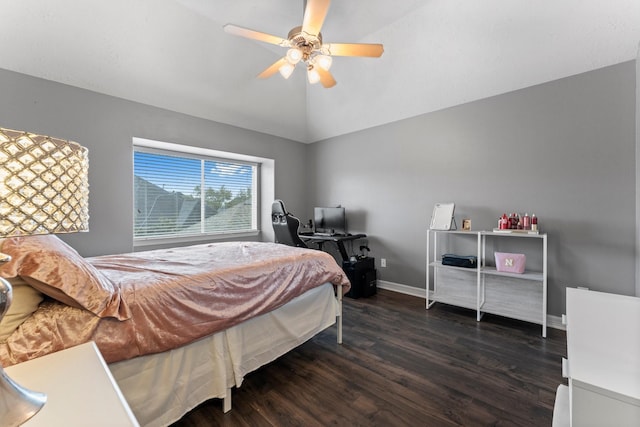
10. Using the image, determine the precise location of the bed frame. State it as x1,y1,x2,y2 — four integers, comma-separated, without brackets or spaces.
109,283,344,426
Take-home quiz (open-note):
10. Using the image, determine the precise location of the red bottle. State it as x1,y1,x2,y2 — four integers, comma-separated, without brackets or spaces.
509,213,518,229
499,213,508,230
531,214,538,231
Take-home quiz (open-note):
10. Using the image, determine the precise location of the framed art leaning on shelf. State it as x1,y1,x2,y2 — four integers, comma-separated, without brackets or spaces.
430,203,456,230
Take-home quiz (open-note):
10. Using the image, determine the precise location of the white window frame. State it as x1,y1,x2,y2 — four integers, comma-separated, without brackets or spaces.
133,137,274,248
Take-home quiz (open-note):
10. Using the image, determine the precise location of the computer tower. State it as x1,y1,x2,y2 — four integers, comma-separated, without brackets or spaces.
343,257,377,299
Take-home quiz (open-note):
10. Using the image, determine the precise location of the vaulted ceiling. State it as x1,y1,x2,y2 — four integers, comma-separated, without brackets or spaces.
1,0,639,143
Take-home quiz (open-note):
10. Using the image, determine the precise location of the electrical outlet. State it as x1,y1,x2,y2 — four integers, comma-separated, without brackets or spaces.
381,258,386,268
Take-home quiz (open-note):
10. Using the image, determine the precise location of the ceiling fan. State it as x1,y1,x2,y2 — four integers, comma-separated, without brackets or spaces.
223,0,384,88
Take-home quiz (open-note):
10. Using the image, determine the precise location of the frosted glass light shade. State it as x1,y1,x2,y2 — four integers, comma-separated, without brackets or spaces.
279,61,295,79
0,128,89,236
315,54,332,70
286,48,303,64
307,67,320,84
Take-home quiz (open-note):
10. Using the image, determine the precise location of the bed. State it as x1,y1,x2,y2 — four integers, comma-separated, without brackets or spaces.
0,235,350,426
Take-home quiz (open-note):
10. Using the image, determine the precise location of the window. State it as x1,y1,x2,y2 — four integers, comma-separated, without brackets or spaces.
133,142,259,242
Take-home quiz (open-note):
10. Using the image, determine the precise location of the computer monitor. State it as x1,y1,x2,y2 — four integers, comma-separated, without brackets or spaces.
314,207,346,235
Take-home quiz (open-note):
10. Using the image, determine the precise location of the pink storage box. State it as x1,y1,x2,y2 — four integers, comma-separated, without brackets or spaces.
494,252,526,274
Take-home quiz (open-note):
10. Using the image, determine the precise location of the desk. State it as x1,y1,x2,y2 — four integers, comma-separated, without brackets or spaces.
301,233,366,261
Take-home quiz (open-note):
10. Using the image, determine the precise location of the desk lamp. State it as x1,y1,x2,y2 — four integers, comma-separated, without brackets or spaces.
0,127,89,426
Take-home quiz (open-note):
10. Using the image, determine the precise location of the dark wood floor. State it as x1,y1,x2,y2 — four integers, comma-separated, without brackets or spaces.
171,289,566,426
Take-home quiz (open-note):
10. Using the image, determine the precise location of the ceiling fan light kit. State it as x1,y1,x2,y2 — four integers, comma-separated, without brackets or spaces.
224,0,383,89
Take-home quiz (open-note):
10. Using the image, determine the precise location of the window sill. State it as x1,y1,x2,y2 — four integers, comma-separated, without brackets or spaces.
133,230,260,249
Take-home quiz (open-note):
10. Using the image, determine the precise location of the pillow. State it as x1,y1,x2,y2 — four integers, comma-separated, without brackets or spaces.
0,276,44,342
0,235,130,320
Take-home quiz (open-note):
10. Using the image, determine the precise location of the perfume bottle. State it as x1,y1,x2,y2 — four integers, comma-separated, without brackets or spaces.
531,214,538,231
499,213,508,230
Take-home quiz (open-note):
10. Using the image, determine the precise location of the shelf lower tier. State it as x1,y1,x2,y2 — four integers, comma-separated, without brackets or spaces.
430,293,477,311
479,303,544,325
428,267,546,335
481,265,544,281
431,268,477,310
431,262,543,282
480,275,544,325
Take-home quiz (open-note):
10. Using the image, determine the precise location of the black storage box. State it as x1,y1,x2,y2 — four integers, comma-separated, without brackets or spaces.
343,257,377,299
441,253,477,268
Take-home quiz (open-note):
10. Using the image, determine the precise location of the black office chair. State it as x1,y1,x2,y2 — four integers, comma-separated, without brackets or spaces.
271,199,308,248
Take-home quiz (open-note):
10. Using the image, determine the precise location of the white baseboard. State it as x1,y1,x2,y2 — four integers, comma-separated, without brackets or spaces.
376,280,565,331
377,280,426,298
546,315,565,331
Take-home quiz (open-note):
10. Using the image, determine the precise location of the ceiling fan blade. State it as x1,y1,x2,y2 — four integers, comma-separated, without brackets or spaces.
223,24,289,47
324,43,384,57
257,57,289,79
302,0,331,36
316,67,336,88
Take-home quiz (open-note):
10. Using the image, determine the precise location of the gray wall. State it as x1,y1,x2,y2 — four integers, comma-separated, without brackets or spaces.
307,61,637,316
0,68,308,257
1,62,636,317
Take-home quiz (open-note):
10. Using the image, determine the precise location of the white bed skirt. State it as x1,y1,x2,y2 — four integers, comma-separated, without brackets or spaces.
109,283,339,427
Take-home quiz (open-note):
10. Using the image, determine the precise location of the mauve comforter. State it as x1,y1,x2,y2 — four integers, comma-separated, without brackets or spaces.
0,241,349,366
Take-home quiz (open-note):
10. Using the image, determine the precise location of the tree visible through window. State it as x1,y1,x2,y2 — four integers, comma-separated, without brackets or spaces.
133,148,257,239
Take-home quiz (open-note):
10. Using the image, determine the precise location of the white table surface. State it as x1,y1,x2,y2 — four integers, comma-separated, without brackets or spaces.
5,341,139,427
565,288,640,400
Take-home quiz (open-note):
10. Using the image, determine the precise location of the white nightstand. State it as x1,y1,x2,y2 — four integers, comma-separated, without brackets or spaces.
5,341,139,426
555,288,640,426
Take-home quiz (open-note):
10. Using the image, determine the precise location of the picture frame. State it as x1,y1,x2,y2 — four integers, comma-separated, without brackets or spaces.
430,203,455,230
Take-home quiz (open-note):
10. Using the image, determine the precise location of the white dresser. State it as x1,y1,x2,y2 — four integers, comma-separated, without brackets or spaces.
5,341,139,426
555,288,640,426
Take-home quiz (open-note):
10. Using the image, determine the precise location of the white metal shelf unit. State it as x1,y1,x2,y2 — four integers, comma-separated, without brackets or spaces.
426,230,548,337
426,230,482,318
480,231,547,337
